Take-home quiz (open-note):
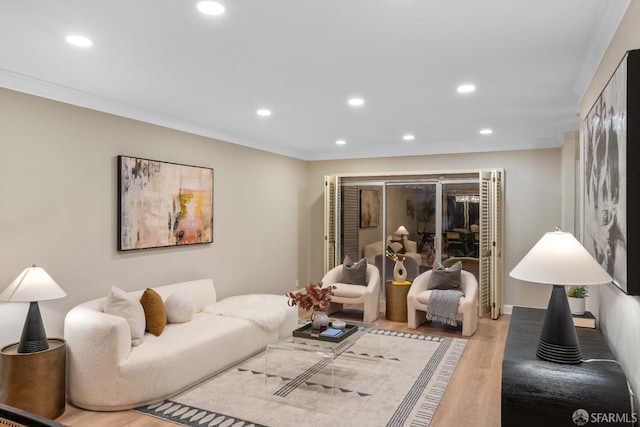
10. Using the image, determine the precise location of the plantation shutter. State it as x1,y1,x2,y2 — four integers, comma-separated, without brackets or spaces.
342,186,359,262
490,170,504,319
479,172,492,317
480,170,504,319
324,175,338,272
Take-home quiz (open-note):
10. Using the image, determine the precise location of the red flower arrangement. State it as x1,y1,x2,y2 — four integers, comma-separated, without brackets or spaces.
286,281,336,312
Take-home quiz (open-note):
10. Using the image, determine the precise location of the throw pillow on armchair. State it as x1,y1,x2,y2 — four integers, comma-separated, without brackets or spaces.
342,255,368,286
427,261,462,290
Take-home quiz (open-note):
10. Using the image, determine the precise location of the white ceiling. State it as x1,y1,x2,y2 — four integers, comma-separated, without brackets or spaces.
0,1,631,160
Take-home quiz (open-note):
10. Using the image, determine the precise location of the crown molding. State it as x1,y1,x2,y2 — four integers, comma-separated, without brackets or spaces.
573,0,631,99
0,68,304,160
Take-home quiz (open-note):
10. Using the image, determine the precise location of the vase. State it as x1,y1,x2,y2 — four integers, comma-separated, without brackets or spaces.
311,310,330,331
568,297,585,315
393,260,407,282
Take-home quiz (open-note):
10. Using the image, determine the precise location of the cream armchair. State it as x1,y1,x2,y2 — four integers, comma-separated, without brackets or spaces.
407,270,478,336
364,239,422,266
321,264,381,323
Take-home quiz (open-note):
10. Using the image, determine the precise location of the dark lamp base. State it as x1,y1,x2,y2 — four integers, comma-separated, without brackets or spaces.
536,285,583,364
17,338,49,354
537,339,582,364
17,302,50,354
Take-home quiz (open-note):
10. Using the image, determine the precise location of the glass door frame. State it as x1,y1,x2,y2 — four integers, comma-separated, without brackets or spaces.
336,175,479,286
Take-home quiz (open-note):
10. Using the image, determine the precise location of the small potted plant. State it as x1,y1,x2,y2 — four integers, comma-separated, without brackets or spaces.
286,281,336,330
566,285,589,315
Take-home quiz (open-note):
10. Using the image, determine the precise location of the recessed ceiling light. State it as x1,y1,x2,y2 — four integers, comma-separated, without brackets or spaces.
348,98,364,106
402,134,415,141
256,109,271,117
457,84,476,94
480,128,493,135
65,35,93,47
197,1,226,15
336,140,347,145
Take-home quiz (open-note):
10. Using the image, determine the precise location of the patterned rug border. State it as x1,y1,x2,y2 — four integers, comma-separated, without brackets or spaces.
134,329,466,427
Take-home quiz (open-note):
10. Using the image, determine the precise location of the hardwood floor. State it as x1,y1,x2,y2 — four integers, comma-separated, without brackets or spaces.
57,311,510,427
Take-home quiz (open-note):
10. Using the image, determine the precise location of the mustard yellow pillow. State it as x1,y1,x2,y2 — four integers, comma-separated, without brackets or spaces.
140,288,166,336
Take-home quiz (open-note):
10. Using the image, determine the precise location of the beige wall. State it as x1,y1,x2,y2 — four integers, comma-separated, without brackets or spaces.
0,88,308,344
580,0,640,411
561,131,578,235
306,149,563,309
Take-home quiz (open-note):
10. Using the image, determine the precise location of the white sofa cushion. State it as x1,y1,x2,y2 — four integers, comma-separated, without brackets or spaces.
103,286,145,346
165,292,197,323
204,294,290,331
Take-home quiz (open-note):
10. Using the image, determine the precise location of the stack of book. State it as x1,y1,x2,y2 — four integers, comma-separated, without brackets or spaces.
572,311,596,328
319,328,344,337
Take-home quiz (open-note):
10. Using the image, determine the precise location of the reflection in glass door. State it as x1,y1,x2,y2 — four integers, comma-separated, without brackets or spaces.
384,182,438,282
338,182,385,268
385,182,438,270
441,180,481,261
335,178,480,282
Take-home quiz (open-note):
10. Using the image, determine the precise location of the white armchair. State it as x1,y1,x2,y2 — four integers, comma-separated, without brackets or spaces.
407,269,478,336
321,264,381,323
364,239,422,266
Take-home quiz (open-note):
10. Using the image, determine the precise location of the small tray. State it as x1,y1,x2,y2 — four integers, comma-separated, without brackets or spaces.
292,322,359,343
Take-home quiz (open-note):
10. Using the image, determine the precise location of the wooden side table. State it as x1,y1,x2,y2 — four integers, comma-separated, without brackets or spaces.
385,280,412,321
0,338,66,420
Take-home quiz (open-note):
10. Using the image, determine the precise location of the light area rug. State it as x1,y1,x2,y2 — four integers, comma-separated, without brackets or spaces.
135,329,466,427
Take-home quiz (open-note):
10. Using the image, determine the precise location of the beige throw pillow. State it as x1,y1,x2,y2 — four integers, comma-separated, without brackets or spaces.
103,286,146,346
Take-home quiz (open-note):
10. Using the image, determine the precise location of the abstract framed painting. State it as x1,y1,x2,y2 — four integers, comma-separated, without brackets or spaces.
582,49,640,295
118,156,213,251
359,189,379,228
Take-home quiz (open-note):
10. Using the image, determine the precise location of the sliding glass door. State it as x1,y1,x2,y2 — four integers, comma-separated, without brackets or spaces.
325,170,504,319
331,177,480,283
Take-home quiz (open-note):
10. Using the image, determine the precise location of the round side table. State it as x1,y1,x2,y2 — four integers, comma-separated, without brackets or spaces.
0,338,66,420
385,280,412,322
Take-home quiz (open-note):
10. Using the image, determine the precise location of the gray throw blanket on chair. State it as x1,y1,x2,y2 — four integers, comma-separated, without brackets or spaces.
426,289,463,327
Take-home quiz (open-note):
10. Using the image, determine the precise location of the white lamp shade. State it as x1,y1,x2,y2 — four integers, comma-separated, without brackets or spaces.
0,265,66,302
394,226,409,236
509,230,612,286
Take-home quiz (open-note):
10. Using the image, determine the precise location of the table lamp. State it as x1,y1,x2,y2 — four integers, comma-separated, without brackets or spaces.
394,225,409,236
393,225,409,246
509,229,612,364
0,265,66,353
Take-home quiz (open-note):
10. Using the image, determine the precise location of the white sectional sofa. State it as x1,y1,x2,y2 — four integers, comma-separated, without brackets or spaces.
64,279,297,411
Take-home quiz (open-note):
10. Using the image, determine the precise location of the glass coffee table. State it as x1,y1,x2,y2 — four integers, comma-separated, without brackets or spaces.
264,320,380,400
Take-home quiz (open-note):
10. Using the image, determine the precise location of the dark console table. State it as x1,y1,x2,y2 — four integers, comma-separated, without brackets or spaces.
502,307,633,427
